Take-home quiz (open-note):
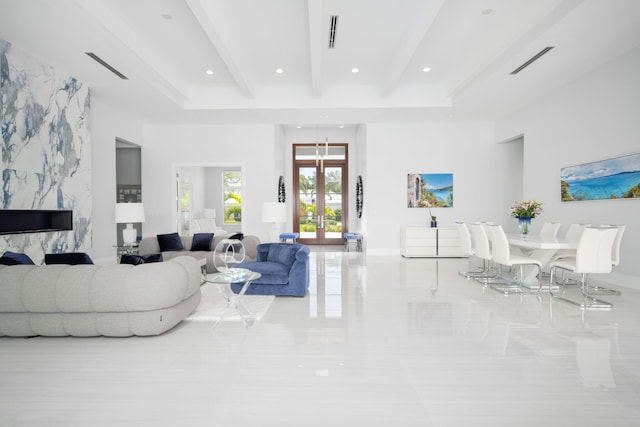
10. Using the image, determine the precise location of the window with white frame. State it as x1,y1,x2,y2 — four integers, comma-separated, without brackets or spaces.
222,170,242,224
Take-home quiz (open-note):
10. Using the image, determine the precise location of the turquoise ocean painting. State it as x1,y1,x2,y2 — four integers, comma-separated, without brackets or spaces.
407,173,453,208
560,153,640,201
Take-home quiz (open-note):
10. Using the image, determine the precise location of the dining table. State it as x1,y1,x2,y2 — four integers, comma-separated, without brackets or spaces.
506,233,579,286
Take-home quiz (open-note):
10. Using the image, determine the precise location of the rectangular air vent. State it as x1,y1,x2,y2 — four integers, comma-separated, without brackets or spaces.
510,46,555,75
328,15,338,48
85,52,129,80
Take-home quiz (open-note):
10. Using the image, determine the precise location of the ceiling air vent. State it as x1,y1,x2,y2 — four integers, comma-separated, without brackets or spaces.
85,52,129,80
328,15,338,48
509,46,555,75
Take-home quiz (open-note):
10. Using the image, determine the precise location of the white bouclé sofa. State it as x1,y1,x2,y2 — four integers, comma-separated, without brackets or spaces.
0,256,201,337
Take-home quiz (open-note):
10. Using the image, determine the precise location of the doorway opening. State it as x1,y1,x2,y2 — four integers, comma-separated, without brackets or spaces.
293,144,348,245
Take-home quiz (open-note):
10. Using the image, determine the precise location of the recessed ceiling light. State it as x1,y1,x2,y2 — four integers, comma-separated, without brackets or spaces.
276,68,284,74
296,126,302,129
205,69,214,75
161,13,173,20
481,9,493,15
339,125,344,129
422,66,431,73
351,67,359,73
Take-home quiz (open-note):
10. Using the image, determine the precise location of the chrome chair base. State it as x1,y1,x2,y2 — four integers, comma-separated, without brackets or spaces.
551,294,613,310
549,268,614,310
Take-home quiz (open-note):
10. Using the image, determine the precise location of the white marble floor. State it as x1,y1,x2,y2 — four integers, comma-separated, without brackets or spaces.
1,250,640,427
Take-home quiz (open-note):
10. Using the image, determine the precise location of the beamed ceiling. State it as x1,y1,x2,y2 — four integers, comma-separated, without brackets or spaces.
1,0,640,126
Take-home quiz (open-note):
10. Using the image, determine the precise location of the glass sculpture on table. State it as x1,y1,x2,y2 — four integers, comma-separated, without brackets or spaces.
213,239,246,276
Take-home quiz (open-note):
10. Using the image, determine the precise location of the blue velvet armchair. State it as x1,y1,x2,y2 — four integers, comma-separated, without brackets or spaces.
232,243,310,297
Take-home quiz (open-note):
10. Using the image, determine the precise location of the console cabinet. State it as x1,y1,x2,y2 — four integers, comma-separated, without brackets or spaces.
401,226,465,258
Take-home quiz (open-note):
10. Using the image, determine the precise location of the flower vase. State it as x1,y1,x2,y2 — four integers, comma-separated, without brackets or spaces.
518,217,532,240
430,221,437,228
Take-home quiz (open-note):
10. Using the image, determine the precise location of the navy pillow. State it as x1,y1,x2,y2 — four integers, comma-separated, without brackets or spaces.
44,252,94,265
143,253,163,263
120,254,145,265
0,251,35,265
157,232,184,251
191,233,214,251
120,253,163,265
228,232,244,241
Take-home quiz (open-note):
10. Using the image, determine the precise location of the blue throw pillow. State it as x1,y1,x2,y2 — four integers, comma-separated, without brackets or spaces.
143,253,163,263
120,253,163,265
0,251,35,265
120,254,145,265
191,233,214,251
44,252,94,265
157,232,184,251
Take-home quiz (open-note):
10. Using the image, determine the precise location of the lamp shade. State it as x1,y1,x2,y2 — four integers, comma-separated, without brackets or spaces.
115,203,145,223
261,202,286,223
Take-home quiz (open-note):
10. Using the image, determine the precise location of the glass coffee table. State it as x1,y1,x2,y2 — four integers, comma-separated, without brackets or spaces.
204,268,261,329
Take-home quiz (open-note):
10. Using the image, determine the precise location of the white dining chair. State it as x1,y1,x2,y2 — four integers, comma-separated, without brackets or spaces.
468,222,500,284
486,224,543,294
552,223,588,285
549,226,619,309
588,225,626,296
456,222,481,278
540,222,561,238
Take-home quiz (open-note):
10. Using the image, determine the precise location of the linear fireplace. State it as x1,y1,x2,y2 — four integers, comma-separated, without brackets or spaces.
0,210,73,235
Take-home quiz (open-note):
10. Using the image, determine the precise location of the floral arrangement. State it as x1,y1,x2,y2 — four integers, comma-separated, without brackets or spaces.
510,200,543,218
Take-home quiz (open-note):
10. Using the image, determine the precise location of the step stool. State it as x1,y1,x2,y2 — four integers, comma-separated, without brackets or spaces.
279,232,300,243
344,233,363,252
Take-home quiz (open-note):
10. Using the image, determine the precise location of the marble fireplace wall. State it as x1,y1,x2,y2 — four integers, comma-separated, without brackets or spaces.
1,38,91,263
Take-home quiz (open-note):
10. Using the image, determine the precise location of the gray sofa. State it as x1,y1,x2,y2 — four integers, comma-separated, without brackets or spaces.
138,234,260,274
0,256,201,337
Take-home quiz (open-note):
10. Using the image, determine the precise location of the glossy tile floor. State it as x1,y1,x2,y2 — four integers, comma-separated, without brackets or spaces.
2,249,640,426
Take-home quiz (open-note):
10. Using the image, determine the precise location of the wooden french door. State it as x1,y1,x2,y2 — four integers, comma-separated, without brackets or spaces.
293,144,347,245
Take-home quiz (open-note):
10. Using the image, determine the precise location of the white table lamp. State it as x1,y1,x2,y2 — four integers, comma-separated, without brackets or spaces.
261,202,286,242
115,203,145,244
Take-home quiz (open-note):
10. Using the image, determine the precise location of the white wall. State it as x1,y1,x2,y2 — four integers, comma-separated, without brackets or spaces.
141,124,276,242
90,99,143,263
364,121,514,255
496,45,640,285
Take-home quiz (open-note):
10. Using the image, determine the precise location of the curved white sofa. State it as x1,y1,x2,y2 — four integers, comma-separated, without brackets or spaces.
139,234,260,274
0,256,201,337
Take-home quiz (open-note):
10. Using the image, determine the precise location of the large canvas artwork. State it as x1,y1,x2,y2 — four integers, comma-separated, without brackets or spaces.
560,152,640,202
407,173,453,208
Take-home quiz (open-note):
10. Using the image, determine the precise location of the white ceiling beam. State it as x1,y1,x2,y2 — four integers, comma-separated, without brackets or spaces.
70,0,189,106
308,0,324,98
185,0,254,99
379,0,445,97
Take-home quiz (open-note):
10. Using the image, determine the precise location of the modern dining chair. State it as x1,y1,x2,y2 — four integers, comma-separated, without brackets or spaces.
540,222,561,238
468,222,499,284
456,222,476,278
486,224,543,294
549,226,618,309
551,223,588,285
588,225,626,296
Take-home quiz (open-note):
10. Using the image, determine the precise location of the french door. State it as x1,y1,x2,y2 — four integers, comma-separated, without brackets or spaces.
294,144,347,245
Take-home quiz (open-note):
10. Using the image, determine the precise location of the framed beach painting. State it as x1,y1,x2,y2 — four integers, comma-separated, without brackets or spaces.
560,152,640,202
407,173,453,208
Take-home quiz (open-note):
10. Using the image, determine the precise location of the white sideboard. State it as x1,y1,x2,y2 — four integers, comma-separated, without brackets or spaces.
401,226,465,258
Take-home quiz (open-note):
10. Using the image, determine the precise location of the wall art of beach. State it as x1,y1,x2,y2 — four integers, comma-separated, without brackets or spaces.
560,153,640,201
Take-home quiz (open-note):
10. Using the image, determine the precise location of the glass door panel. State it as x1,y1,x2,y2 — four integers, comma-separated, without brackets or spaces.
298,167,317,240
324,167,343,240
